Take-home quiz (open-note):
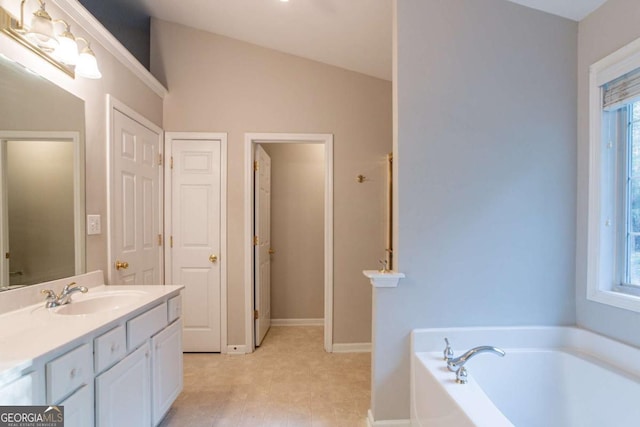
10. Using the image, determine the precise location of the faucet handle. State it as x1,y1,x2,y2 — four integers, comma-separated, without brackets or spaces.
455,366,468,384
41,289,56,300
378,259,389,273
443,337,454,361
62,281,77,294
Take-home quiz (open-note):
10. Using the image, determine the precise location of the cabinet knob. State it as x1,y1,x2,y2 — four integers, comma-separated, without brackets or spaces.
115,260,129,270
70,368,77,379
209,254,218,263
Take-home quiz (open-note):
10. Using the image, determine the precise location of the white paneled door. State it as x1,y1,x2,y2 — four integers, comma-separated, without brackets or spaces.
254,145,271,346
171,139,222,352
111,107,162,285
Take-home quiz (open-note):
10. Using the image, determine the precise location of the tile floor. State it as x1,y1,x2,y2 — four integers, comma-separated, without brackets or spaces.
159,326,371,427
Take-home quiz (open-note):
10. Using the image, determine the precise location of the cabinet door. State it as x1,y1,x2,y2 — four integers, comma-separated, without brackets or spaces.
96,342,151,427
151,319,183,425
0,371,43,405
59,384,93,427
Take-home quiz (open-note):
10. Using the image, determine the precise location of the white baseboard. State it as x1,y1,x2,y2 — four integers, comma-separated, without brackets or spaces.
225,344,249,354
332,342,372,353
367,410,411,427
271,318,324,326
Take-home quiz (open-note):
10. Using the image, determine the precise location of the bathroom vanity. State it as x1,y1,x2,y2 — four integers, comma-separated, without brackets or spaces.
0,272,183,427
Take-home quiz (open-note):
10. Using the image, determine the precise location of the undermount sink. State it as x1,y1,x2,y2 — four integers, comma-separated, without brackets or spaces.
52,291,146,316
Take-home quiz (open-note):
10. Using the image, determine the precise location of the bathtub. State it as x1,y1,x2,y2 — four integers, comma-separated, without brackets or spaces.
410,327,640,427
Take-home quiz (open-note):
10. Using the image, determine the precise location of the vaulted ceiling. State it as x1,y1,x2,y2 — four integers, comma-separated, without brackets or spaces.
82,0,610,81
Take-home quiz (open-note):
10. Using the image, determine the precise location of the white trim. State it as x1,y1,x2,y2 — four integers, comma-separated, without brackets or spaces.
271,318,324,327
164,132,228,353
106,95,164,285
226,345,249,355
53,0,167,98
0,131,85,284
0,142,5,287
367,410,410,427
244,133,334,353
587,36,640,313
363,270,405,288
332,343,372,353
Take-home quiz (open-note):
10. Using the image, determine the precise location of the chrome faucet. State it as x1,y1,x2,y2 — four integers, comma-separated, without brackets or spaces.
41,282,88,308
41,289,59,308
443,338,505,384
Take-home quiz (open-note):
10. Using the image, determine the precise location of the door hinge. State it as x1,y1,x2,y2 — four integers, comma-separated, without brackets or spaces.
158,234,162,246
254,161,259,171
253,235,259,246
4,252,8,259
158,153,163,166
170,236,173,248
254,310,259,320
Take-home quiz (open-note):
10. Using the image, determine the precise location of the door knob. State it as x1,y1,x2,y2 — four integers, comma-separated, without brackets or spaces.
209,254,218,263
115,261,129,270
268,248,276,255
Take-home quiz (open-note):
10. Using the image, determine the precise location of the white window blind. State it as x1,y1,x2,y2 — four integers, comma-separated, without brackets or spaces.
603,67,640,111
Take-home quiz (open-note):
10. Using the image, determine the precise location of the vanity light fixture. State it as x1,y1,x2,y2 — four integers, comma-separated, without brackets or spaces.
22,0,57,51
52,20,78,65
0,0,102,79
75,38,101,79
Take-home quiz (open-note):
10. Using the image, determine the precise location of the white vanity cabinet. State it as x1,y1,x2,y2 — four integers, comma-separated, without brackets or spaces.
46,342,94,426
58,384,93,427
95,342,151,427
0,284,183,427
0,371,44,404
95,299,183,427
152,318,183,424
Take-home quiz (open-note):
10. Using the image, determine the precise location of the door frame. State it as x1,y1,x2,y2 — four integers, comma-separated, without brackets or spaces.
106,95,164,285
164,132,228,353
244,133,334,353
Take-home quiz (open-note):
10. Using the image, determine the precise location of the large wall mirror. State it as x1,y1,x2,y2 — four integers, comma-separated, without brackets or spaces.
0,55,85,291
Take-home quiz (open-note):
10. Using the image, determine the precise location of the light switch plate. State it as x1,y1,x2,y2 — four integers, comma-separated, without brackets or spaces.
87,214,101,235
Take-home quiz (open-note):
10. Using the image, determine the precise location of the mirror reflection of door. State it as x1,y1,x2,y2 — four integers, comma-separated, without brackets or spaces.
1,137,79,288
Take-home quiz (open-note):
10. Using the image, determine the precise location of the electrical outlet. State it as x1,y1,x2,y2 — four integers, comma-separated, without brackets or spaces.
87,215,101,235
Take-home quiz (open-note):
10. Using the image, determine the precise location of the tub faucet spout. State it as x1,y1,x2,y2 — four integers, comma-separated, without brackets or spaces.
446,346,505,372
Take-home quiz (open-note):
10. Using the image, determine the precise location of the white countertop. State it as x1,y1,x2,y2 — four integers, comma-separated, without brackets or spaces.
0,285,183,385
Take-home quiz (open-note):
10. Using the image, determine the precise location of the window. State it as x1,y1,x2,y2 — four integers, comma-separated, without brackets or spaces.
624,103,640,289
587,38,640,311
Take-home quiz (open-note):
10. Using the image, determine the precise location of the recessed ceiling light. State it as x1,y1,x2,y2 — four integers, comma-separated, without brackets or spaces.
280,0,289,2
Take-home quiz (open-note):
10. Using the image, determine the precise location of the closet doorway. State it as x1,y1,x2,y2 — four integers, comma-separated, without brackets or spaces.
244,133,334,352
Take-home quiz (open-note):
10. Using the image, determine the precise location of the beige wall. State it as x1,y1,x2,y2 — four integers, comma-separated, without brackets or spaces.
576,0,640,348
262,143,324,320
0,1,163,281
151,19,392,345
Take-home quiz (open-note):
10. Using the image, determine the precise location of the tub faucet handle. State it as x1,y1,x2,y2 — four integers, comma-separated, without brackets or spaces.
443,338,454,361
378,259,389,273
455,366,468,384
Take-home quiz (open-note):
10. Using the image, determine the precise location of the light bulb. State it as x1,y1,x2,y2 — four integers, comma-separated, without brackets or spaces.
53,31,78,65
76,45,101,79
